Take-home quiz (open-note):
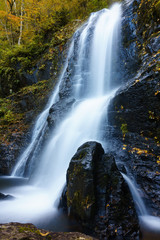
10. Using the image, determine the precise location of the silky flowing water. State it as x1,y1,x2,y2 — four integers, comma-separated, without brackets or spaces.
0,3,122,228
1,2,160,238
122,173,160,238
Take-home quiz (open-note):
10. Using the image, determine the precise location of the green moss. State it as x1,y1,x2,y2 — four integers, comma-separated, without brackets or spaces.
18,226,40,235
121,123,128,135
155,1,160,15
0,79,54,144
79,150,87,160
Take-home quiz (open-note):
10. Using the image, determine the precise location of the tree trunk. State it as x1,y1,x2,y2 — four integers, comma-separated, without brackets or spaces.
18,0,24,45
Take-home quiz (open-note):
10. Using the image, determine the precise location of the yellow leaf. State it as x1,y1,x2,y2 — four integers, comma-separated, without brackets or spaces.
155,90,160,96
39,231,50,236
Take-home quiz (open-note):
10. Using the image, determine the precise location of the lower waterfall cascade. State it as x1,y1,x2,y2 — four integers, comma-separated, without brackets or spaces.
0,1,160,238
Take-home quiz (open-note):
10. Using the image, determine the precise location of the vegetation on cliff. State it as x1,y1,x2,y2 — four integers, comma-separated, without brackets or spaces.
0,0,118,97
0,0,119,150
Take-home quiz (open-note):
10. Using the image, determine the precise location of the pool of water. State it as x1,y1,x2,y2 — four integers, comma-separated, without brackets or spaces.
0,176,82,232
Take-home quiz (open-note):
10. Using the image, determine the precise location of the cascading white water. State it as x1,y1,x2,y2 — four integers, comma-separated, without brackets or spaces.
32,3,122,192
32,93,116,193
0,3,122,226
89,9,120,96
121,173,148,216
12,42,74,177
122,173,160,239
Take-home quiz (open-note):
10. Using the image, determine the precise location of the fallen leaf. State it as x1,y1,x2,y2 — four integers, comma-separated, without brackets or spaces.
39,231,50,236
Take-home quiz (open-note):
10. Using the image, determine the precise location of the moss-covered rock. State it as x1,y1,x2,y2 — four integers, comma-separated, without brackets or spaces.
62,141,139,239
0,222,97,240
66,142,104,225
0,80,54,174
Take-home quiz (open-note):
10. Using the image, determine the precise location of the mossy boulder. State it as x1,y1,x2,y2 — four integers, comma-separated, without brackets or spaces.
62,141,139,239
66,142,104,226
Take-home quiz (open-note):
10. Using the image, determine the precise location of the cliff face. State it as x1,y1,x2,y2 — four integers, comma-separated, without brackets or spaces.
0,21,81,175
108,0,160,216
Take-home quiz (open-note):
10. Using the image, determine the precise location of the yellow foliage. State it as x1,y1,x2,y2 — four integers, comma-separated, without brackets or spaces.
123,144,127,150
39,231,50,236
129,147,154,157
155,90,160,96
157,160,160,165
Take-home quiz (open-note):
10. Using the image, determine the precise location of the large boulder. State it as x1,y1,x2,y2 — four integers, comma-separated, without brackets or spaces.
62,141,139,239
66,142,104,225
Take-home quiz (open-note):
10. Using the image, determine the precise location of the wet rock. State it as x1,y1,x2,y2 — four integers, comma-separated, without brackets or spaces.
0,192,14,200
107,11,160,216
47,98,75,129
0,222,97,240
94,153,139,239
66,142,104,226
62,141,139,239
120,0,140,82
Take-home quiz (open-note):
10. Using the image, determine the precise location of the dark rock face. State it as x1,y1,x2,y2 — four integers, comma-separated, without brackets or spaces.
63,141,139,239
0,141,25,175
94,153,139,240
107,73,160,217
109,75,160,140
0,44,69,175
107,0,160,219
47,98,75,129
120,0,140,82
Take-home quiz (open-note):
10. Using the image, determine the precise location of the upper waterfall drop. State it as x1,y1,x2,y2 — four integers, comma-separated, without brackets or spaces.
89,4,122,96
73,3,122,99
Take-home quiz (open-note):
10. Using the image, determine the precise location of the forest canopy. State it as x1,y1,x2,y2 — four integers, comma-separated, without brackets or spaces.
0,0,119,97
0,0,115,48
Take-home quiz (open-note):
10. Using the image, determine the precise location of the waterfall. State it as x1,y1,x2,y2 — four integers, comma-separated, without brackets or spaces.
0,3,122,226
121,173,148,216
32,3,122,193
11,42,74,177
122,173,160,239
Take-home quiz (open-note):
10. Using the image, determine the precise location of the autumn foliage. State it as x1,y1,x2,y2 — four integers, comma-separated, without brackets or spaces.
0,0,109,47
